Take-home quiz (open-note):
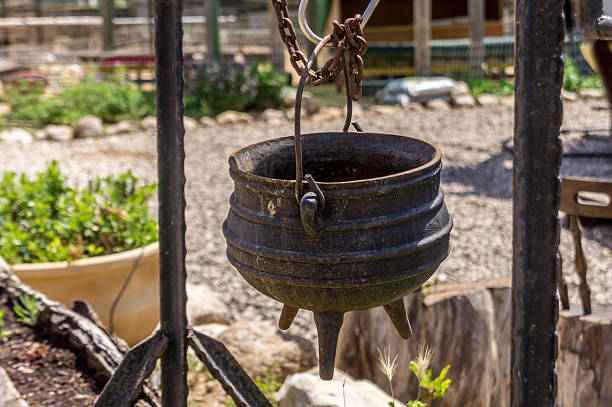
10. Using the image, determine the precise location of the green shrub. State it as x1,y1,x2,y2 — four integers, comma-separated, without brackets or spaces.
563,57,603,93
466,78,514,97
5,75,155,127
0,161,157,264
13,294,41,326
224,368,281,407
186,61,286,117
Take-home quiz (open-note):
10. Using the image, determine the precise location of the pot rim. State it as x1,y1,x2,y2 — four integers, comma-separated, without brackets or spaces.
10,241,158,277
228,131,442,189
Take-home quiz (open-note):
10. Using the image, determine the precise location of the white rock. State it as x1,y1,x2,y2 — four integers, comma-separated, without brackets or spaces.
183,116,199,132
0,128,32,144
199,116,217,128
476,93,498,106
259,108,286,124
187,283,231,325
561,89,578,102
215,111,254,126
451,81,471,98
105,121,137,135
501,95,514,108
217,320,317,381
0,102,11,116
33,129,47,140
426,98,452,111
0,367,28,407
453,93,476,108
141,116,157,131
405,102,425,111
192,323,229,339
277,369,395,407
75,115,103,138
310,107,344,122
45,125,74,142
369,105,397,116
579,88,603,99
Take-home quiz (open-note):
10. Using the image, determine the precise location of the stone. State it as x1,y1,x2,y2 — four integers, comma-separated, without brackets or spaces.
301,95,320,115
562,89,578,102
215,111,254,126
451,81,471,98
0,128,32,144
476,93,498,106
405,102,425,111
105,121,137,135
74,115,103,138
217,320,317,381
453,94,476,108
259,108,286,124
500,95,514,108
369,105,397,116
336,279,512,407
199,116,217,128
579,88,603,99
0,367,28,407
556,304,612,407
277,369,395,407
0,102,11,116
425,98,452,111
183,116,199,132
141,116,157,132
44,125,74,142
310,106,344,122
186,283,231,326
33,129,47,140
192,323,229,339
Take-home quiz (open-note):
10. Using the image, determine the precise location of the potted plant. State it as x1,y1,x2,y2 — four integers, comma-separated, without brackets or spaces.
0,161,159,345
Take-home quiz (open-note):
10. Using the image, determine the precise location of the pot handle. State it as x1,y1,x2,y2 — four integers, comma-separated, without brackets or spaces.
294,35,362,236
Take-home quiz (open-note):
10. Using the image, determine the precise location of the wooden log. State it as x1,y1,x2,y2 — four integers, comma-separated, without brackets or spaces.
336,279,512,407
412,0,431,76
557,305,612,407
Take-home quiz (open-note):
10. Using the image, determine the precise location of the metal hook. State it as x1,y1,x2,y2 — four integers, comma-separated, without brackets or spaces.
298,0,382,45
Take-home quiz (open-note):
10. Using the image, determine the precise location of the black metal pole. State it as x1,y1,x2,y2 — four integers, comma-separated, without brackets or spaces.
155,0,188,405
511,0,564,405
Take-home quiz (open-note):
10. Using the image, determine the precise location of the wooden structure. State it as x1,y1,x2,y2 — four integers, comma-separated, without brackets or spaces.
333,0,508,42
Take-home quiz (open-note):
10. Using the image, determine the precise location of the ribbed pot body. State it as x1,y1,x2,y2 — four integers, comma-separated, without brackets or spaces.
223,132,452,313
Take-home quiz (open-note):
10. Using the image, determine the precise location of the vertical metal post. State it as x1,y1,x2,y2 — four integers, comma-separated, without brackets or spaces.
102,0,115,51
511,0,564,405
206,0,220,60
155,0,188,405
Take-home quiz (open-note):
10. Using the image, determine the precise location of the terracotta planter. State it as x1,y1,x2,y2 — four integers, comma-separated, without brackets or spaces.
10,242,159,346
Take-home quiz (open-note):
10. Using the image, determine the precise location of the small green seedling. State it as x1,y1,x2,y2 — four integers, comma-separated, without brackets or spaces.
0,310,13,342
13,294,41,327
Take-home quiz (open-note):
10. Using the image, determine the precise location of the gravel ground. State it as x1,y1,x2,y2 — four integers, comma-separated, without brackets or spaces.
2,99,611,340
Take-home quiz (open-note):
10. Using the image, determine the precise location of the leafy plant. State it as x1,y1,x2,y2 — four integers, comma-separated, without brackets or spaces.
4,74,155,127
0,310,13,341
0,161,158,264
224,368,281,407
563,57,603,93
186,61,286,117
13,294,41,326
466,78,514,97
405,402,427,407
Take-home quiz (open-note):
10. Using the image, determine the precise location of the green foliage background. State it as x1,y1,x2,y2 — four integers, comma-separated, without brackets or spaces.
0,162,157,264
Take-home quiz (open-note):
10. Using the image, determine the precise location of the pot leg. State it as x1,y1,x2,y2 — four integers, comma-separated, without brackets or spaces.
278,304,299,330
313,311,344,380
384,298,413,339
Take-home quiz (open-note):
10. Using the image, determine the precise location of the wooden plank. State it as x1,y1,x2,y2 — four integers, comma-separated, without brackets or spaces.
364,21,503,42
413,0,431,75
468,0,485,76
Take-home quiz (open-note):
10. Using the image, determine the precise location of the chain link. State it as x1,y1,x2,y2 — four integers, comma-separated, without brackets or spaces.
271,0,367,100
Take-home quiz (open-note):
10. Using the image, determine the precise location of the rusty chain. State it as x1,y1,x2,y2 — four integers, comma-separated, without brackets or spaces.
271,0,367,100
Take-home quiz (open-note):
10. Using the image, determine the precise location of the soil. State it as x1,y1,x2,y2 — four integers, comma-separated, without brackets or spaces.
0,294,99,406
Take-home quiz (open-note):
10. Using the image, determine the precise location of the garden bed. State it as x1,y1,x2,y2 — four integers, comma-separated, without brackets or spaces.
0,293,99,406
